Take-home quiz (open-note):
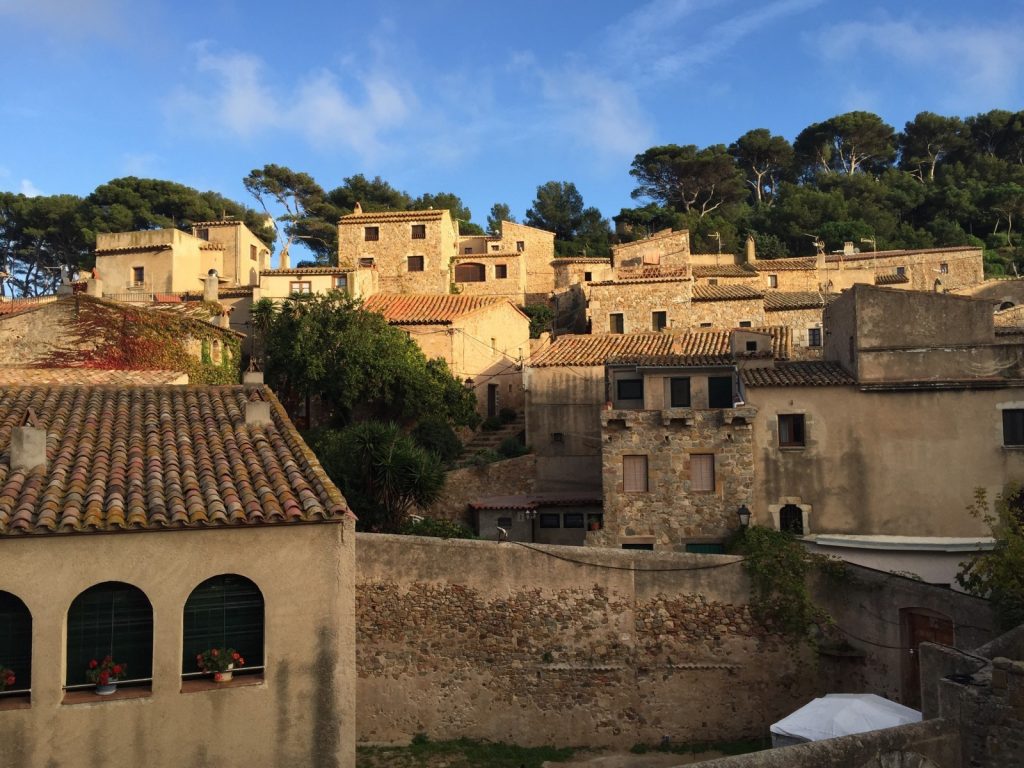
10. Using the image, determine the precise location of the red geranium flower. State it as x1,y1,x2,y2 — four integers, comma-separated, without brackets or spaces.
89,659,98,669
99,671,110,685
4,674,14,686
211,649,219,657
232,652,240,660
238,658,245,666
112,665,123,676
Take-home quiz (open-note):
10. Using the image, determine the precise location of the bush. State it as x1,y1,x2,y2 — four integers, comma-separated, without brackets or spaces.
499,407,517,424
481,416,503,431
400,517,476,539
497,436,529,459
411,417,463,464
521,303,554,339
467,449,501,467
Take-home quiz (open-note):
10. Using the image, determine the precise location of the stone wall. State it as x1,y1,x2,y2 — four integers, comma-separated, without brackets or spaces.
597,408,755,548
763,306,823,357
588,279,692,333
613,230,690,270
424,454,537,525
337,213,455,294
689,297,765,328
451,253,526,303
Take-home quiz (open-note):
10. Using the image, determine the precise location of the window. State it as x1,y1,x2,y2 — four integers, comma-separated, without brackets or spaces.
739,321,752,328
940,262,949,274
454,263,486,282
745,340,758,352
360,257,376,269
364,226,379,241
182,575,264,681
563,513,584,529
622,542,654,551
617,378,644,402
808,327,822,347
690,454,715,492
490,244,500,251
670,377,691,407
708,278,719,286
464,247,473,254
335,275,348,291
495,264,508,279
609,313,624,334
196,228,209,241
551,432,564,443
250,244,257,261
411,224,426,239
66,582,153,688
768,274,778,288
780,504,804,535
652,311,667,331
0,591,31,697
1003,409,1024,446
623,455,648,492
708,376,734,408
584,271,593,282
516,240,525,252
778,414,806,447
132,266,145,287
407,255,424,272
289,281,312,294
685,543,726,554
896,266,906,277
539,513,561,528
700,322,713,328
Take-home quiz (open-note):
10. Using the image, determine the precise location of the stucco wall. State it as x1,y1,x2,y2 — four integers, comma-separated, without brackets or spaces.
456,305,530,412
95,230,222,295
0,521,356,768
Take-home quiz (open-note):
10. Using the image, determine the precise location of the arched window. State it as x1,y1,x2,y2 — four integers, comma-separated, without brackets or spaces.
454,263,486,282
780,504,804,535
66,582,153,688
182,575,264,679
999,301,1015,311
0,591,32,699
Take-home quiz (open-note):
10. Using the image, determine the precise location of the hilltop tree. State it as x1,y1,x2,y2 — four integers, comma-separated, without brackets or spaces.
525,181,611,256
487,202,515,234
629,144,746,217
794,112,896,177
243,164,332,263
410,192,483,234
0,193,90,297
728,129,794,204
325,174,412,213
898,112,964,183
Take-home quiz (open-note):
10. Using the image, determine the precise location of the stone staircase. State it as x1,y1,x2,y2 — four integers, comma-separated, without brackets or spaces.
461,413,526,455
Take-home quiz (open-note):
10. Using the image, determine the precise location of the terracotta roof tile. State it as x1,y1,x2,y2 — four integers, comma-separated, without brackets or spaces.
591,267,690,286
826,245,979,263
691,264,758,278
551,258,612,265
0,369,187,386
876,272,910,285
363,293,508,325
259,267,350,276
742,361,855,387
452,252,521,259
752,257,818,272
0,385,351,536
93,244,173,255
191,220,243,227
0,296,58,317
530,333,675,367
340,209,446,223
692,284,764,302
763,291,835,311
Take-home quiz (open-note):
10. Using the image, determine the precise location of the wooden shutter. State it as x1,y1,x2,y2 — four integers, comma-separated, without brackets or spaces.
623,455,648,492
691,454,715,492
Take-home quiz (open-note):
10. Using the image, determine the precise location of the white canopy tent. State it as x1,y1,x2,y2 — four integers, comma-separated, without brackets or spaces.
770,693,922,748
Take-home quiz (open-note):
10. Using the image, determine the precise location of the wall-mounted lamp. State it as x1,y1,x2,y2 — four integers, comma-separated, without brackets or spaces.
737,504,751,528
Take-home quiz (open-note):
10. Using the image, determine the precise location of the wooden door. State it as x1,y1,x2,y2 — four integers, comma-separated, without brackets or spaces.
487,384,498,418
900,608,954,708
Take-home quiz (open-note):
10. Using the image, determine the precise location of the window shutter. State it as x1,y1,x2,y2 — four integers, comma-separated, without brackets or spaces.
623,455,648,492
691,454,715,492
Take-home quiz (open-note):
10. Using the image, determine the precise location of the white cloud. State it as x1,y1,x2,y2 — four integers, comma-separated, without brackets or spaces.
823,19,1024,109
19,179,42,197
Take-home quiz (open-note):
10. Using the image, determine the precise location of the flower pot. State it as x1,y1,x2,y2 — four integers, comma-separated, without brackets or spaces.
95,682,118,695
213,663,234,683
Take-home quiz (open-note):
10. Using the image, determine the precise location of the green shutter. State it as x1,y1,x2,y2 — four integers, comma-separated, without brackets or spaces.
0,592,32,691
182,575,264,673
66,582,153,686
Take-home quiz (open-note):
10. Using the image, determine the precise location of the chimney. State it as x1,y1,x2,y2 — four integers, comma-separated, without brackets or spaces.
203,269,219,302
279,244,291,271
12,409,46,472
218,309,230,329
246,388,271,426
843,241,855,256
745,235,756,263
86,278,103,297
243,369,264,385
353,201,363,215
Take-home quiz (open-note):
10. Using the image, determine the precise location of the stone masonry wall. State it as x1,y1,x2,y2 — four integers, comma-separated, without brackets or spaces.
763,307,824,357
689,298,766,329
596,408,755,549
356,535,817,749
588,279,692,334
423,454,537,525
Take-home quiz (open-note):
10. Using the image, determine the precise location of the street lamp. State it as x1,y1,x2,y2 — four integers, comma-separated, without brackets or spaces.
736,504,751,528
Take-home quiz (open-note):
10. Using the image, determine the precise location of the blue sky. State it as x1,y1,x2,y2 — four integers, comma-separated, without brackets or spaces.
2,0,1023,235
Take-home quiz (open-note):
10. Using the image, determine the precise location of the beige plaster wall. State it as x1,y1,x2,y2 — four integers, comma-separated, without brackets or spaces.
337,215,455,294
196,223,271,286
746,384,1024,538
0,521,356,768
95,230,222,295
257,272,347,300
454,305,530,412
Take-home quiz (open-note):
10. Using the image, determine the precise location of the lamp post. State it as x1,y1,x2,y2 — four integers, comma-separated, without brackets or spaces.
737,504,751,529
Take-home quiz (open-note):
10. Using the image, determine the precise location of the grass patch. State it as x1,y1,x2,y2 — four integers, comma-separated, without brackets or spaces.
629,737,769,756
357,737,576,768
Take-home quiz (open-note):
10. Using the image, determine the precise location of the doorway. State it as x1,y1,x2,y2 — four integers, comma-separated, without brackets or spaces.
487,384,498,418
900,608,954,708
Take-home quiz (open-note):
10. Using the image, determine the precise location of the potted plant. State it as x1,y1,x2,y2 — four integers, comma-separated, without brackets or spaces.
87,656,125,695
0,666,14,692
196,647,245,683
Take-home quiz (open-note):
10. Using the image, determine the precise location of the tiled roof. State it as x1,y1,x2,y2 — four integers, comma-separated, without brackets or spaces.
469,492,602,511
199,243,225,251
692,284,764,302
742,361,855,387
0,369,187,386
452,252,520,260
93,244,172,255
191,220,243,227
340,209,446,223
876,272,910,285
260,267,350,276
825,245,979,263
691,264,758,278
530,333,675,367
551,257,612,265
763,291,834,311
0,385,351,536
363,293,510,325
591,267,690,285
154,293,182,303
752,257,818,272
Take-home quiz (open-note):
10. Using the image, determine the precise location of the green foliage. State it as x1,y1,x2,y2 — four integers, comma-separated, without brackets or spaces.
399,517,477,539
487,202,515,234
525,181,611,256
258,292,478,428
308,422,444,533
521,303,554,338
466,449,502,467
733,526,839,638
481,416,503,431
411,417,464,465
629,144,746,217
956,486,1024,631
497,437,529,459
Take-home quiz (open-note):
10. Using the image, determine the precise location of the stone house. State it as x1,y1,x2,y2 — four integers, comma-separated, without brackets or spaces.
455,220,556,304
0,381,356,768
362,294,531,416
255,265,379,302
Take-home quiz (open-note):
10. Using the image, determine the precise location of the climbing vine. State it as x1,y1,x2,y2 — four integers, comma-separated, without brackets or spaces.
41,296,241,385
